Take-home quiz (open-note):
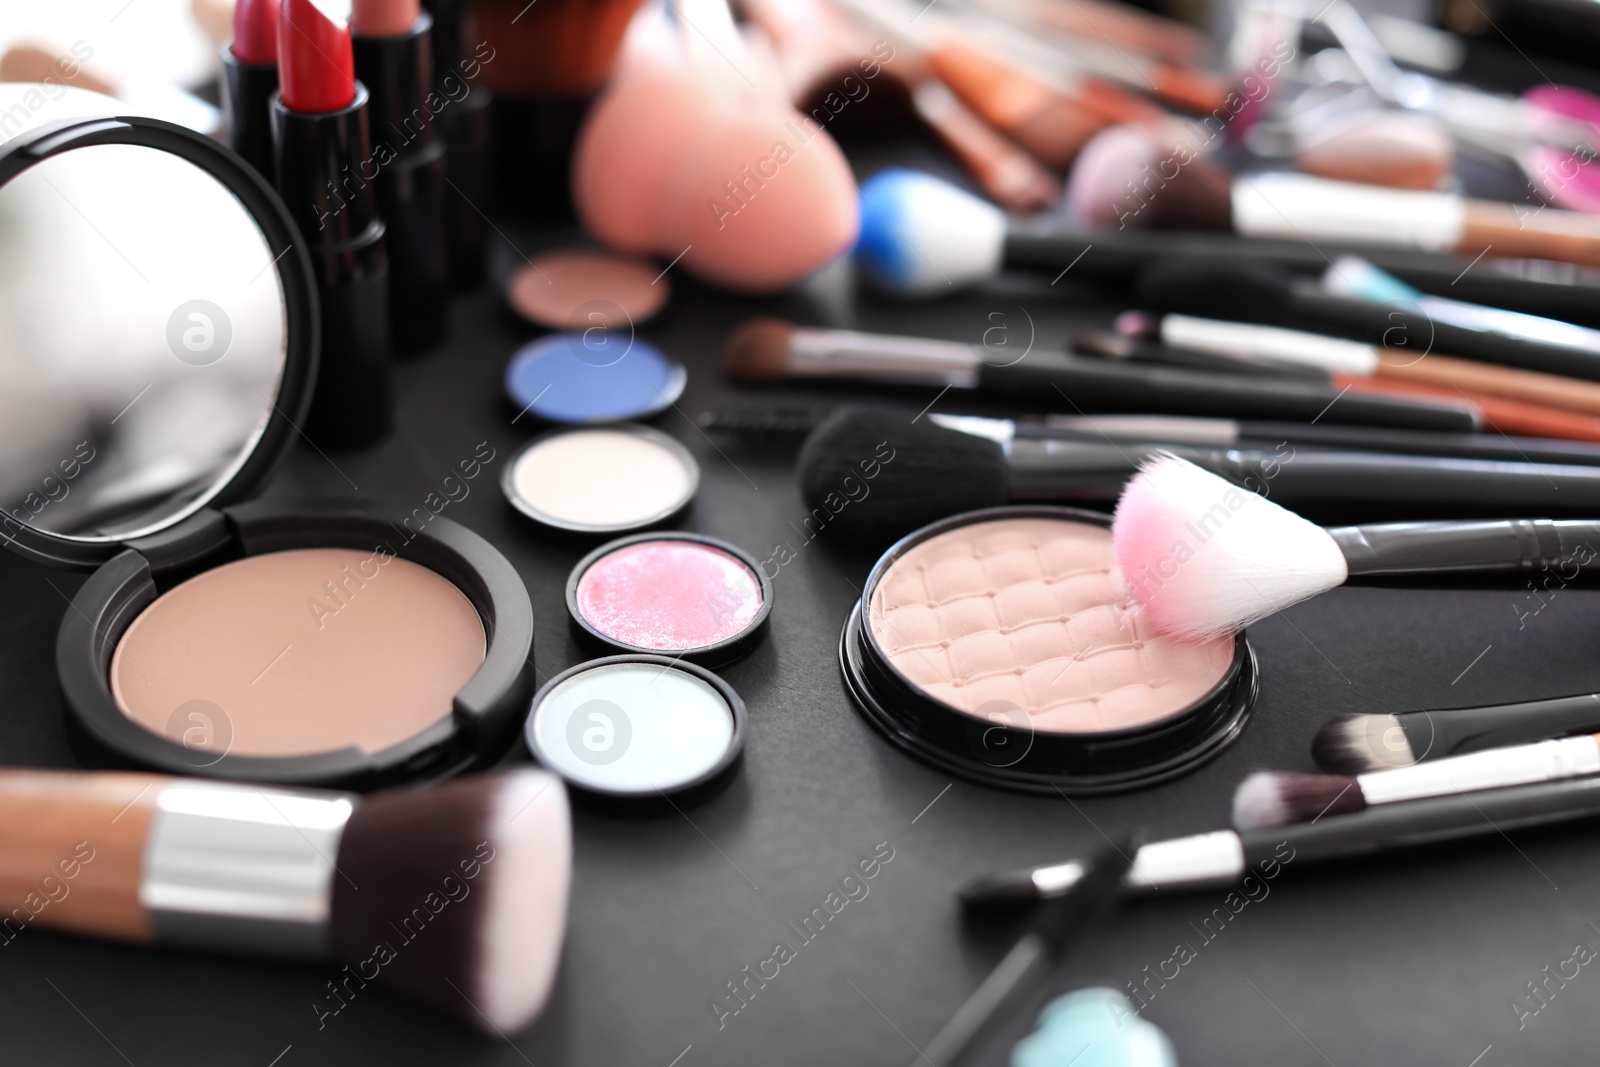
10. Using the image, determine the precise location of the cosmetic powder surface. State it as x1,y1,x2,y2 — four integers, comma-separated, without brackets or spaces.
508,247,668,329
530,661,735,792
575,540,762,651
868,518,1234,733
511,429,694,528
110,548,486,758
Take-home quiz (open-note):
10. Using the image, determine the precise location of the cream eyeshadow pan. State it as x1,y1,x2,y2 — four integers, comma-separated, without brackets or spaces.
866,517,1235,734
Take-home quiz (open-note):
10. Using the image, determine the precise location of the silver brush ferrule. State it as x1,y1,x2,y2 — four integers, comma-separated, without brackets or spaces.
787,327,980,387
140,781,355,959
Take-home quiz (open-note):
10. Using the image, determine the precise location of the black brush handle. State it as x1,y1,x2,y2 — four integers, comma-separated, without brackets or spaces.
1234,421,1600,467
1004,442,1600,516
1329,519,1600,575
1399,694,1600,762
1239,774,1600,868
1001,223,1600,327
978,354,1478,432
1287,289,1600,383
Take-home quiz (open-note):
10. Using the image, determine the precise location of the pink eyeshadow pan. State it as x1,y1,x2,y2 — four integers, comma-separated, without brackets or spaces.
570,536,770,665
867,517,1235,735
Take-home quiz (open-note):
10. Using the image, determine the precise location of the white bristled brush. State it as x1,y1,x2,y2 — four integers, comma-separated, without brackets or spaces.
1234,734,1600,831
1110,454,1600,640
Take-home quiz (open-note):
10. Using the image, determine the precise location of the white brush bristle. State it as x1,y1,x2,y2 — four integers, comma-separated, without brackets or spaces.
1231,772,1292,831
1111,454,1349,640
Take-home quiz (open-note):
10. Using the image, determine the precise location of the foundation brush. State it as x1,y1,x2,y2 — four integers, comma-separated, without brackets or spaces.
1111,453,1600,641
0,767,569,1032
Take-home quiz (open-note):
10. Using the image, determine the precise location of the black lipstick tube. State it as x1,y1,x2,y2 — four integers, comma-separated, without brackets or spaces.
220,44,279,179
270,83,393,450
354,11,449,353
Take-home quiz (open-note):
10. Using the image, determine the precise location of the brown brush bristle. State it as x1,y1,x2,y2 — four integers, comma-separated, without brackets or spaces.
721,318,796,381
329,769,570,1034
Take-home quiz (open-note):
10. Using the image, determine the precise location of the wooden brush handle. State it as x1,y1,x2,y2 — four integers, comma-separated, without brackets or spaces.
1461,201,1600,271
911,80,1059,211
0,770,166,944
1374,352,1600,418
1336,375,1600,442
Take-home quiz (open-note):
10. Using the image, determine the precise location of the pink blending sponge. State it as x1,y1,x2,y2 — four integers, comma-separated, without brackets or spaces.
572,69,859,292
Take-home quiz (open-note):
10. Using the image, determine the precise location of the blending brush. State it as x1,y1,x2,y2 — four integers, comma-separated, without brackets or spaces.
1110,453,1600,641
960,774,1600,906
1312,692,1600,773
721,319,1479,432
1235,732,1600,831
0,767,569,1032
1066,124,1600,271
850,169,1600,327
794,406,1600,545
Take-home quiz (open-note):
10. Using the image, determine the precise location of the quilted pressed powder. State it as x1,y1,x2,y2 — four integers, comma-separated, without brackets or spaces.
840,506,1255,794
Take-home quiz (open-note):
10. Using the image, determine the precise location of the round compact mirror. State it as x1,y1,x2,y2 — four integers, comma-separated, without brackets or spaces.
0,87,315,569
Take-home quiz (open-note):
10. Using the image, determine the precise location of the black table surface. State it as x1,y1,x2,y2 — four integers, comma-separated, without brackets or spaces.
5,244,1600,1067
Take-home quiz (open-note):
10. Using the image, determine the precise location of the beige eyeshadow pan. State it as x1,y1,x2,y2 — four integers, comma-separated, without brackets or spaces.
110,548,486,758
868,517,1234,734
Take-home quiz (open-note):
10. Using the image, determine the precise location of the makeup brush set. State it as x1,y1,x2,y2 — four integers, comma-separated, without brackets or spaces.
11,0,1600,1060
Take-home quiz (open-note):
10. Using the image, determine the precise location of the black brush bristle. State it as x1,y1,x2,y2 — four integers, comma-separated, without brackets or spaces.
796,406,1008,547
331,769,570,1034
696,406,835,440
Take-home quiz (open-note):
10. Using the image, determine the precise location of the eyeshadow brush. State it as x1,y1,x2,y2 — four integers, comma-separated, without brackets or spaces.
1235,733,1600,831
1110,453,1600,641
1312,693,1600,774
1139,258,1600,384
0,767,569,1033
960,774,1600,907
1110,311,1600,439
796,405,1600,546
722,319,1481,433
919,837,1132,1067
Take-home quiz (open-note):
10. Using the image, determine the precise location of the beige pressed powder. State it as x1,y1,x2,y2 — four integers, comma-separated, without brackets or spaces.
867,517,1235,734
110,548,486,758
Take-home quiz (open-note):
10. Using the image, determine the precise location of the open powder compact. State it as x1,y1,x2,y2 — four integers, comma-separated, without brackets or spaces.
0,107,535,788
840,506,1255,793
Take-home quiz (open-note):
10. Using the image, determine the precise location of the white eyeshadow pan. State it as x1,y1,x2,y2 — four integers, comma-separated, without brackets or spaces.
503,425,699,535
526,657,745,796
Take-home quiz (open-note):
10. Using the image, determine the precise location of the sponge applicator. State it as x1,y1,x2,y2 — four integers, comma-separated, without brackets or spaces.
572,67,859,292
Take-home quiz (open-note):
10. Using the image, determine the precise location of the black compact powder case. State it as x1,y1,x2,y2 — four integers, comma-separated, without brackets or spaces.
0,115,536,789
564,532,774,669
840,506,1256,795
